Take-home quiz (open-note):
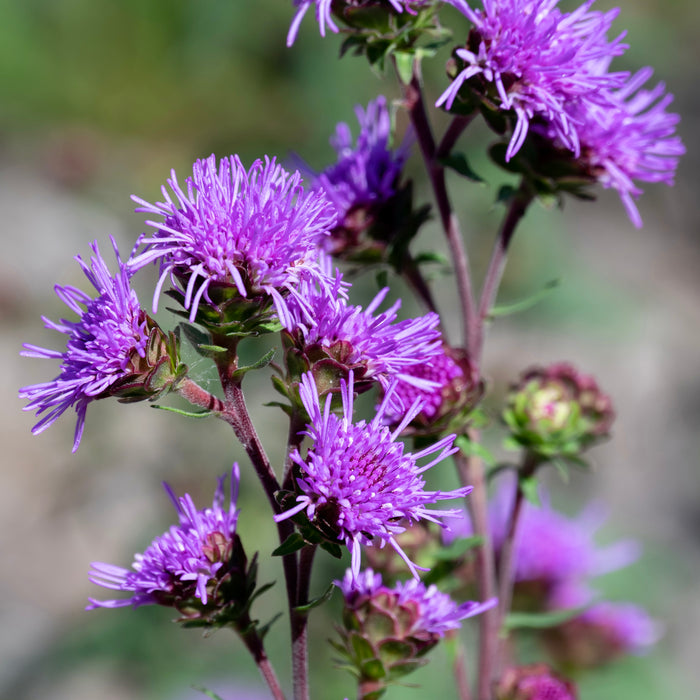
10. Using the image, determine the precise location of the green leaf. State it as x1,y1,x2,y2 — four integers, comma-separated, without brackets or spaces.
293,583,336,614
375,269,389,290
432,535,484,561
151,405,214,419
232,348,276,379
361,658,387,681
496,184,517,204
320,540,344,559
350,632,376,663
191,686,225,700
488,279,560,318
271,533,306,557
257,612,283,641
519,474,541,507
394,51,415,85
196,344,228,354
438,153,485,183
455,435,496,467
413,251,448,266
504,606,586,631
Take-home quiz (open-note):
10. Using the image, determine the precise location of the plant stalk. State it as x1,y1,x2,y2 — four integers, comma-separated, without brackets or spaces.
291,545,317,700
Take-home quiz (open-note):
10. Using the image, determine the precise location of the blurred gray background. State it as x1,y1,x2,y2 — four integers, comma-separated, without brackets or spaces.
3,0,699,698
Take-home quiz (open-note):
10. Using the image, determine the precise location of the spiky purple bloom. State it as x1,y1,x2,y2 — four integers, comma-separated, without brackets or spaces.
275,372,469,578
566,67,685,228
88,465,240,610
439,0,628,159
283,261,443,391
129,155,337,325
287,1,426,46
312,95,410,222
20,238,151,452
339,568,497,635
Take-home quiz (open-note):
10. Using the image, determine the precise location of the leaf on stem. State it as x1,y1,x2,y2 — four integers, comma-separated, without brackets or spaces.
293,582,336,614
504,606,586,631
271,532,306,557
455,434,496,467
150,404,214,418
488,278,560,318
438,153,485,183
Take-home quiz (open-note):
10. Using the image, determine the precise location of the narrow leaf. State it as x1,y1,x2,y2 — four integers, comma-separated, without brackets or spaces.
504,606,586,631
519,474,541,507
293,582,336,614
438,153,485,183
394,51,415,85
271,532,306,557
488,279,560,318
233,348,276,378
455,435,496,467
192,686,225,700
151,405,213,419
432,535,484,560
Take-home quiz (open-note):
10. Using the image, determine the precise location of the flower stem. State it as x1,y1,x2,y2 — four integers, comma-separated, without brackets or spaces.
455,435,498,700
239,621,287,700
496,454,539,670
475,180,534,364
291,545,317,700
401,59,478,353
451,633,474,700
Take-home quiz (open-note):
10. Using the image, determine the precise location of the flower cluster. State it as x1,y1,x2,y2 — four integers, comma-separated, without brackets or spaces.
276,372,468,578
20,238,154,452
88,465,248,623
130,155,337,327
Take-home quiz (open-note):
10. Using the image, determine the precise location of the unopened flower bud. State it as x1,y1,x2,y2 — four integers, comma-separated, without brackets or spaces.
503,362,614,459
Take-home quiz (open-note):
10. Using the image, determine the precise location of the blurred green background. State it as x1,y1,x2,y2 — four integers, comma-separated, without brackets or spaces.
4,1,699,698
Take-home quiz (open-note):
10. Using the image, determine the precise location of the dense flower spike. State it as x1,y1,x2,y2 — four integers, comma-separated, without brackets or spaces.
545,601,661,667
440,0,628,159
282,260,443,394
567,67,685,228
88,465,243,615
275,372,469,578
129,155,337,325
503,362,614,459
20,238,153,452
496,664,578,700
287,1,427,46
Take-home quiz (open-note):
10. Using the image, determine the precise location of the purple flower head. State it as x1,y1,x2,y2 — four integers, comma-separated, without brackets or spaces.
275,371,470,578
566,67,685,228
544,599,662,667
496,664,578,700
338,567,497,636
20,238,152,452
129,155,336,326
287,1,425,46
382,345,482,432
491,484,639,592
314,95,410,224
439,0,628,160
88,464,242,613
282,259,443,394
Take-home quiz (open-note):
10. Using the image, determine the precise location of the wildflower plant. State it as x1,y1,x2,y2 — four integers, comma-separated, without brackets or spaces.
19,0,683,699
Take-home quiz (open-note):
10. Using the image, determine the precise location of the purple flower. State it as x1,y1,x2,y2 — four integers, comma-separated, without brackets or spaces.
88,465,241,611
287,1,424,46
20,238,151,452
496,664,578,700
283,259,443,392
579,602,661,652
313,95,410,223
129,155,337,325
439,0,628,159
566,67,685,228
338,568,497,636
275,371,469,578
